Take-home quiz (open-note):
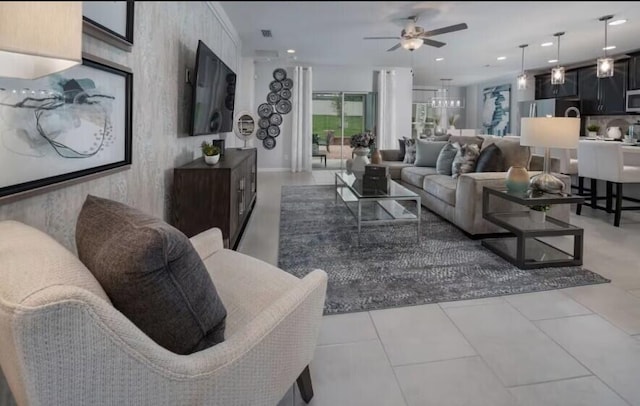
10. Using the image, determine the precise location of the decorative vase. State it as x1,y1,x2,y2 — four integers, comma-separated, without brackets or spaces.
204,154,220,165
351,147,370,178
529,210,546,223
506,166,530,194
371,148,382,165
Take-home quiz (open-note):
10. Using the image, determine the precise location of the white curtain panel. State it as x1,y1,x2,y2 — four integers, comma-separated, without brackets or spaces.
291,66,313,172
375,70,397,149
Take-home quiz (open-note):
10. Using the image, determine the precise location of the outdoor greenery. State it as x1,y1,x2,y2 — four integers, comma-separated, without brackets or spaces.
312,114,365,141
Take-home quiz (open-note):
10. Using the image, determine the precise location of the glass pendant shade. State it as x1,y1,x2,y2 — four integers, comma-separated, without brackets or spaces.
401,37,423,51
597,57,614,78
551,67,565,85
517,74,527,90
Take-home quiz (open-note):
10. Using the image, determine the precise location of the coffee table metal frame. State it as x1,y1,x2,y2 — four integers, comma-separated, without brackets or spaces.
481,186,585,269
334,171,421,244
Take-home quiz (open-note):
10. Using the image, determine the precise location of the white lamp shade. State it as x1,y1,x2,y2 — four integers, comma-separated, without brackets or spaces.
401,37,423,51
0,2,82,79
520,117,580,149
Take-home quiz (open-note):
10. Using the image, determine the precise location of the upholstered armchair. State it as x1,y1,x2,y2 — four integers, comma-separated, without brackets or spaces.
0,221,327,406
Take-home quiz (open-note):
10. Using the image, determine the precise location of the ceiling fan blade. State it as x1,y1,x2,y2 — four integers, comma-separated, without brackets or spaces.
423,38,446,48
363,36,401,40
387,43,401,52
421,23,468,37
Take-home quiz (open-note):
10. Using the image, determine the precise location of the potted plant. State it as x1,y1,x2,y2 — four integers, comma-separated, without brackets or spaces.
201,141,221,165
348,132,376,177
529,204,550,223
587,124,600,138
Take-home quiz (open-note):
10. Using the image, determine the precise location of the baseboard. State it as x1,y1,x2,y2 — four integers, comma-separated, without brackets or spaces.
258,167,291,172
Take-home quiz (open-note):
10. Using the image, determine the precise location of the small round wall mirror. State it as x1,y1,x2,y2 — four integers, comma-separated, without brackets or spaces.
234,111,257,149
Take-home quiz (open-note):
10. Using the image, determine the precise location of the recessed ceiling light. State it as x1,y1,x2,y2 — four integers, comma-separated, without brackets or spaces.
603,45,616,51
435,57,444,61
609,19,627,26
541,42,554,47
287,49,295,54
497,56,506,61
548,59,558,63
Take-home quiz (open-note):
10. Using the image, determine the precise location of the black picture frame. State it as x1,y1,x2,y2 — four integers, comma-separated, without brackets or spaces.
0,53,133,203
212,139,226,157
83,1,135,52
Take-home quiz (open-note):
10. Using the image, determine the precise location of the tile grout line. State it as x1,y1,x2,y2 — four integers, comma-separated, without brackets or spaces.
505,374,593,390
367,311,410,406
392,354,480,369
316,338,380,348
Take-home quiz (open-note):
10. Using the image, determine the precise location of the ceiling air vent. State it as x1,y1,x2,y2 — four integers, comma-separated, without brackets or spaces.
261,29,272,38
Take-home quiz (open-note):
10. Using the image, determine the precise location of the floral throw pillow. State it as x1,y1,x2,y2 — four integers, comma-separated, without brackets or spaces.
403,137,417,164
451,143,480,179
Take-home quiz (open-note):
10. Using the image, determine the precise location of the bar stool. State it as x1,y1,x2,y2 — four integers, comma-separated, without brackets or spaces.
576,141,640,226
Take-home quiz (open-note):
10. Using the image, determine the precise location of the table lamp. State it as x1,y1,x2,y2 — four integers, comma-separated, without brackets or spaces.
520,117,580,194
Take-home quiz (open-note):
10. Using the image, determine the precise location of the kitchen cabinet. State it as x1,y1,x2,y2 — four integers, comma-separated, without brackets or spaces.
629,52,640,90
534,70,578,99
578,61,628,115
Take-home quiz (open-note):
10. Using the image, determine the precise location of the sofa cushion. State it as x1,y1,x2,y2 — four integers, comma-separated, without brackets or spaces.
421,134,450,142
423,175,458,206
381,160,413,180
398,139,406,161
401,166,438,188
403,138,417,164
448,135,484,147
452,144,480,179
475,143,505,172
481,136,531,171
414,140,447,167
436,142,459,175
76,195,227,355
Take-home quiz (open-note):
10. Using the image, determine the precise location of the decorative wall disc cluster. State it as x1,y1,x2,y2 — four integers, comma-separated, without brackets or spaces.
257,68,293,150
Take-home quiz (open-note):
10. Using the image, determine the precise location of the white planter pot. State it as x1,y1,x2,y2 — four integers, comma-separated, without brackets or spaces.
204,154,220,165
529,210,546,223
351,147,370,178
587,131,597,137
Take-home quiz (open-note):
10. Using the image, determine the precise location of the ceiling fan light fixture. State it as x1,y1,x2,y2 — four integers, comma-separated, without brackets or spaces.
401,37,423,51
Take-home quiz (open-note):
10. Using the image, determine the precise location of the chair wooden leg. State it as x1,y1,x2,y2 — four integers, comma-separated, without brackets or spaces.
590,179,597,209
576,176,584,215
297,365,314,403
614,182,623,227
606,181,613,213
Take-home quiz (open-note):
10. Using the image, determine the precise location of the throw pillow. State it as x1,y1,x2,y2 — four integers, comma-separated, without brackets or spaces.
475,143,505,172
414,140,447,167
76,195,227,355
480,136,531,171
451,144,480,179
398,138,406,161
436,142,459,175
448,135,484,148
403,137,417,164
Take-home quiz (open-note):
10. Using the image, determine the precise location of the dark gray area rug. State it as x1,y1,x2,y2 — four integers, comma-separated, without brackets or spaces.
278,185,610,315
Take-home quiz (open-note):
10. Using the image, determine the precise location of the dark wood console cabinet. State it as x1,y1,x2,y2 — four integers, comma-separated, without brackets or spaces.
172,148,257,250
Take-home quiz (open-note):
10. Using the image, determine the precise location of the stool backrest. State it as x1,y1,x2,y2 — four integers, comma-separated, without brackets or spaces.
578,141,623,182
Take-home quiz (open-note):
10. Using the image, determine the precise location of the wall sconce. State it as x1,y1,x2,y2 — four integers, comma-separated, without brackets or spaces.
596,15,614,78
0,2,82,79
550,32,565,85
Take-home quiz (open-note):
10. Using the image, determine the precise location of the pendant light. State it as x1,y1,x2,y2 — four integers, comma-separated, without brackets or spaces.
597,15,614,78
517,44,528,90
551,32,565,85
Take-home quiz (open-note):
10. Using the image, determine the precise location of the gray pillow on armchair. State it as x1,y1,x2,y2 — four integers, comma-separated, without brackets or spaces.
76,195,227,355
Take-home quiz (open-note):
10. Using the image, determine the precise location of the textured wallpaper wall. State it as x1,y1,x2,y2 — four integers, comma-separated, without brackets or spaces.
0,2,241,251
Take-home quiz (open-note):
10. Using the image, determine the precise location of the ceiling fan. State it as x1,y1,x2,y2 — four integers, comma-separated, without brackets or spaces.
364,16,468,52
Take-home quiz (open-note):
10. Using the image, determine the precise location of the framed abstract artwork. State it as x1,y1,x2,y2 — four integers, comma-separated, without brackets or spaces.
0,54,133,201
482,84,511,136
83,1,135,52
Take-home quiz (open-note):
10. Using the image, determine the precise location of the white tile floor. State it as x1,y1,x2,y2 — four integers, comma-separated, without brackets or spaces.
238,171,640,406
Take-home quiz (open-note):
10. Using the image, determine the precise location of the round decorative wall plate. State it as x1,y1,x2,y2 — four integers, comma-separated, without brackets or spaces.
258,117,270,129
269,113,282,126
267,91,281,104
273,68,287,81
258,103,273,118
275,99,292,114
279,88,292,100
263,136,276,150
269,80,283,92
282,78,293,89
267,125,280,137
256,128,268,140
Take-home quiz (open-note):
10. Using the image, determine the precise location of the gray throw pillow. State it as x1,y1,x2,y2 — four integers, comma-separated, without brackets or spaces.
414,140,447,167
452,144,480,179
436,142,459,175
449,135,484,148
398,138,406,161
403,137,417,164
76,195,227,355
475,143,505,172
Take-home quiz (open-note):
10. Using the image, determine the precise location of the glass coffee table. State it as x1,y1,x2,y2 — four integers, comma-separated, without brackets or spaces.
335,171,421,243
482,186,585,269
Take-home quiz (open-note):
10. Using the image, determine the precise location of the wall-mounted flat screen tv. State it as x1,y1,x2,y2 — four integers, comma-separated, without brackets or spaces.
191,40,236,136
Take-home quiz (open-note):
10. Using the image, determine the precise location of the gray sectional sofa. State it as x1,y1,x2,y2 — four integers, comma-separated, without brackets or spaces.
379,135,570,236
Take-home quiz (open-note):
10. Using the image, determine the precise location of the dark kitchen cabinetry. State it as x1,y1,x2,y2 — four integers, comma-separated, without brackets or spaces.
172,148,257,250
578,60,628,115
535,70,578,99
629,52,640,90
